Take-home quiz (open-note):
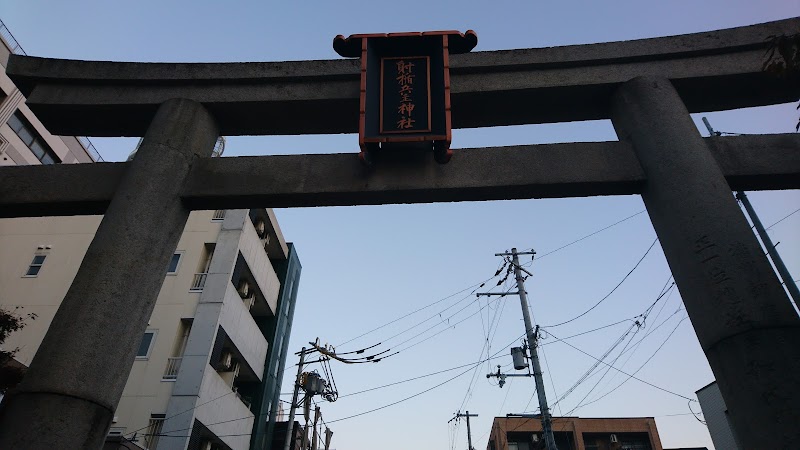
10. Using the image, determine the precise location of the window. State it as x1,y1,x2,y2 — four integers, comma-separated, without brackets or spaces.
136,331,157,359
24,254,47,277
167,252,182,274
7,111,60,165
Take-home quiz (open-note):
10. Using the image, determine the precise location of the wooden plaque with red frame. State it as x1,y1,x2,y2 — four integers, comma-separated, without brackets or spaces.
334,30,477,164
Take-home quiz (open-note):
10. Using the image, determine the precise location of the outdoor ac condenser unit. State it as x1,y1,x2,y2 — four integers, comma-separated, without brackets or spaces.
220,352,233,370
237,280,250,299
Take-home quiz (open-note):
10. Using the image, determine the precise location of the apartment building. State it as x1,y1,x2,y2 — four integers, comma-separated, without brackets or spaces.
486,416,664,450
0,19,302,450
0,19,101,166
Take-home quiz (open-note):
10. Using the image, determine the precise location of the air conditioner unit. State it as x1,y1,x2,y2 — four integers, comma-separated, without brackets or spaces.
200,441,214,450
237,280,250,299
232,362,241,379
243,295,256,310
220,352,233,370
255,220,266,238
610,434,618,443
531,434,539,443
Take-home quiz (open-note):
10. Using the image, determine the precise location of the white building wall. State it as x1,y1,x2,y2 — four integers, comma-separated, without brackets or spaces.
220,281,268,380
696,381,742,450
195,364,255,450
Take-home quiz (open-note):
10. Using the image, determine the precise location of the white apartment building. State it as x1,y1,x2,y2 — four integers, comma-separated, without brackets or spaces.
0,19,302,450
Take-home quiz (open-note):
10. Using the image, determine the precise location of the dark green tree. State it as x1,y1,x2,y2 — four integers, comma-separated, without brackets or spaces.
0,307,36,394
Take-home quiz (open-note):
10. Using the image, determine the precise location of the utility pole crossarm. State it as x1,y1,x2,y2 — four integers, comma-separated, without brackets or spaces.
449,411,479,450
476,292,521,296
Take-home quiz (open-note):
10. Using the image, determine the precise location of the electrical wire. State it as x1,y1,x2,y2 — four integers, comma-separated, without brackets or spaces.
765,206,800,230
547,329,698,402
542,237,659,328
337,354,507,399
335,269,503,349
325,331,530,425
561,321,644,416
456,282,508,414
151,331,532,439
688,399,707,425
546,282,678,412
575,316,688,410
124,389,237,438
578,279,675,401
535,210,646,260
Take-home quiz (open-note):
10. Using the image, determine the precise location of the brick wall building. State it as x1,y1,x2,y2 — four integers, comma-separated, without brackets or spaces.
487,416,663,450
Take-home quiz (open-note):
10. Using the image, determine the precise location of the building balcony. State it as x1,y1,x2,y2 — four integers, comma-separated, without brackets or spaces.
162,357,182,381
195,364,255,450
218,282,268,380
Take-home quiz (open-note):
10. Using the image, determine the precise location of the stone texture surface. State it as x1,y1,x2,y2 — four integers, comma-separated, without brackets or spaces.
0,98,219,450
6,18,799,136
610,76,800,449
4,134,799,218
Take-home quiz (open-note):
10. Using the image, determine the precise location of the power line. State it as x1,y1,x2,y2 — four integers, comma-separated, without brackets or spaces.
542,237,659,328
335,273,500,349
575,316,688,410
456,284,509,415
545,283,679,412
154,332,531,438
337,354,506,399
561,321,644,416
581,283,675,401
325,332,530,425
765,206,800,230
546,329,697,403
124,389,236,438
535,210,646,260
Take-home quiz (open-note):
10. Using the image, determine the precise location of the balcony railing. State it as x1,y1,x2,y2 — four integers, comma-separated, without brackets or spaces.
143,417,164,450
163,357,183,380
0,18,103,163
190,273,208,291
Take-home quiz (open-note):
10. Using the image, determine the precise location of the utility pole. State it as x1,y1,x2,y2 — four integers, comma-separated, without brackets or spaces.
449,411,479,450
284,347,307,450
498,248,558,450
702,117,800,311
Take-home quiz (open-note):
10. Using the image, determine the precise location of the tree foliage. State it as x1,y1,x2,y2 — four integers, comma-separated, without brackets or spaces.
0,307,36,393
763,33,800,131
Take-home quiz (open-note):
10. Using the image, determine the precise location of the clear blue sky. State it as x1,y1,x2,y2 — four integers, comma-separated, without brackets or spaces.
3,1,799,449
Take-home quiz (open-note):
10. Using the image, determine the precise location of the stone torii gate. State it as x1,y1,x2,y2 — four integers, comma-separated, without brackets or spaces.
1,18,799,450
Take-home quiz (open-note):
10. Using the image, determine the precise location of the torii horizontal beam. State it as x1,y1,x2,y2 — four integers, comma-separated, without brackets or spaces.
1,134,798,218
6,18,800,136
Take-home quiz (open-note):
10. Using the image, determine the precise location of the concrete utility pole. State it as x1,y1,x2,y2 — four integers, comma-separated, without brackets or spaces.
701,117,800,312
284,347,307,450
449,411,479,450
484,249,558,450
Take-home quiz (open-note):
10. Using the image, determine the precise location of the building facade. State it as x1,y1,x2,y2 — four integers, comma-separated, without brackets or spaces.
1,19,101,166
0,19,302,450
486,416,664,450
695,381,741,450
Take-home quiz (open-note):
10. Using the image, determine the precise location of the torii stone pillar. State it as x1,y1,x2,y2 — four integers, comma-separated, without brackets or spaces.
611,77,800,449
0,98,219,450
